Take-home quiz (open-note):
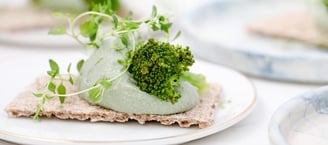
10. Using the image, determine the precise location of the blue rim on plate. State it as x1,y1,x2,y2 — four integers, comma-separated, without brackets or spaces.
269,86,328,145
180,0,328,83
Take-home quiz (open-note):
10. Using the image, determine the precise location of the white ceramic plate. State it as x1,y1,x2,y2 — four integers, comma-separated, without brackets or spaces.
0,55,256,145
269,86,328,145
180,0,328,83
0,29,80,48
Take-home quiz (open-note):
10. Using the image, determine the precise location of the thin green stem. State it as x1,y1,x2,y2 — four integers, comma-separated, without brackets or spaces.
67,33,87,47
58,84,101,97
33,6,175,120
33,104,42,120
70,11,113,38
56,33,135,98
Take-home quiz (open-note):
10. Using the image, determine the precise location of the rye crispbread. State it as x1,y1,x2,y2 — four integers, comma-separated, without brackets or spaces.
5,76,221,128
248,12,328,47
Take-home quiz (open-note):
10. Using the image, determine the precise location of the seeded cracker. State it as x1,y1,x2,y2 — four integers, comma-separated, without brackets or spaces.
5,76,221,128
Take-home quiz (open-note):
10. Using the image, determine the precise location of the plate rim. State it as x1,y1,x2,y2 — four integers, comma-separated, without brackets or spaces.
0,59,257,145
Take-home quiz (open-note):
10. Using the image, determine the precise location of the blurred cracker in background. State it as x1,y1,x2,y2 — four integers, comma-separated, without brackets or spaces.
0,6,62,32
248,12,328,48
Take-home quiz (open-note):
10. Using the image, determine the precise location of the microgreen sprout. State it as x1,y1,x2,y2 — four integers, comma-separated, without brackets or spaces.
33,1,182,120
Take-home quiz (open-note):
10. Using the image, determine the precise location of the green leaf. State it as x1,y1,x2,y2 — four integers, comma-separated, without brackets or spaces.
80,21,91,37
88,0,116,15
111,0,121,12
99,79,112,89
80,20,98,41
57,83,66,104
124,21,141,30
86,42,99,48
117,59,125,66
49,59,59,71
47,71,56,78
120,34,128,48
144,20,151,23
59,96,65,104
151,6,157,18
112,15,119,29
33,93,44,98
48,25,66,35
160,22,172,33
151,24,159,31
172,31,181,41
48,81,56,93
88,87,102,103
159,15,165,22
77,59,85,73
57,83,66,95
49,59,59,77
67,63,72,73
69,75,74,85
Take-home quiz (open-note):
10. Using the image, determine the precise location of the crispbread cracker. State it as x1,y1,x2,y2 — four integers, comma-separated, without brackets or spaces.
0,7,63,32
248,12,328,47
5,76,221,128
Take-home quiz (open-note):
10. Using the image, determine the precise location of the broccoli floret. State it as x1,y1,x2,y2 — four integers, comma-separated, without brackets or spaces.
128,39,194,103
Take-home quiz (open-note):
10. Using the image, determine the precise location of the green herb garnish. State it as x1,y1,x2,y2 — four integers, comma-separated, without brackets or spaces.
323,0,328,10
32,2,207,120
32,0,120,14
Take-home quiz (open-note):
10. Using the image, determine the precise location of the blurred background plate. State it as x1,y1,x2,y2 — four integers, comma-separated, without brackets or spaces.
180,0,328,83
269,86,328,145
0,0,85,48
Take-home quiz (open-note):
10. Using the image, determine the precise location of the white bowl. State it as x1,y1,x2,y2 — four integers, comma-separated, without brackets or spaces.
269,86,328,145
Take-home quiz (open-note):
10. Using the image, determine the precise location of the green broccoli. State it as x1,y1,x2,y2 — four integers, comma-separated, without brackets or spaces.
128,39,194,103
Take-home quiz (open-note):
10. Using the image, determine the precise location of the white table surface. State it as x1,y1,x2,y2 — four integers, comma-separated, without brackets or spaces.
0,0,323,144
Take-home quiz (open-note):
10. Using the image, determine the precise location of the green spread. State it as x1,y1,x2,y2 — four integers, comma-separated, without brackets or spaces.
78,40,199,114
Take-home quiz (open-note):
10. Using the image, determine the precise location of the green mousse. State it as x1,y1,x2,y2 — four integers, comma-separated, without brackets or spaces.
78,40,199,114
